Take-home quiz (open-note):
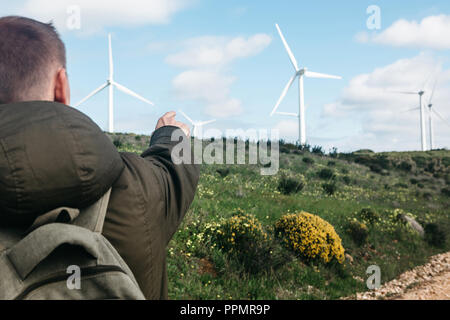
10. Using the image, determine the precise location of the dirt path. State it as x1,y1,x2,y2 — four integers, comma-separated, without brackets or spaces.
356,251,450,300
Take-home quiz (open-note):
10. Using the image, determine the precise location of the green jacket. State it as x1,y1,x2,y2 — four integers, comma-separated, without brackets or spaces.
0,101,199,299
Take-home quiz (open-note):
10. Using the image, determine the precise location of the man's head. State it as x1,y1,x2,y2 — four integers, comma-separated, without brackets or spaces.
0,16,70,105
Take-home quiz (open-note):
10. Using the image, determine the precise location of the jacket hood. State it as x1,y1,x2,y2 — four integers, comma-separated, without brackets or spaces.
0,101,124,226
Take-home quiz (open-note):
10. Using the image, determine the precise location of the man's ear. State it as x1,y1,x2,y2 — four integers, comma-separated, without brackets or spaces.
54,68,70,105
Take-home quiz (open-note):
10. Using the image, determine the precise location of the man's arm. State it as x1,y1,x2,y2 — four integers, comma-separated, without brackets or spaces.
139,112,199,244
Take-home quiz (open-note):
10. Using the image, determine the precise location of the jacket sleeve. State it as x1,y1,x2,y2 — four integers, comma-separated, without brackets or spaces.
139,126,200,245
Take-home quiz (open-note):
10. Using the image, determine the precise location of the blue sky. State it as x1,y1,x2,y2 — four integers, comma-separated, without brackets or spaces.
3,0,450,152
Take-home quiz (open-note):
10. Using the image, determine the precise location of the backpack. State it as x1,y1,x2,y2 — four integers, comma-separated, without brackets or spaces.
0,188,146,300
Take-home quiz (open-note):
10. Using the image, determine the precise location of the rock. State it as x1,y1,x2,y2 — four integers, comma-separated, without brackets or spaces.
398,214,424,237
345,253,354,264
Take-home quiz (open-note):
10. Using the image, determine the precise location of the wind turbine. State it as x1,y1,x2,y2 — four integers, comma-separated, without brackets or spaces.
74,34,155,133
426,80,450,150
390,88,427,151
179,110,216,138
270,23,342,145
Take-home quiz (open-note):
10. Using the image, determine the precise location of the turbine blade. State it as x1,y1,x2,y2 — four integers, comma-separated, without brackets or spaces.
387,90,418,95
428,78,438,105
275,24,299,71
305,71,342,80
421,71,435,92
74,82,109,107
179,110,194,125
432,109,450,128
108,34,114,80
198,119,217,126
270,73,297,116
401,106,420,113
113,82,154,106
275,112,299,117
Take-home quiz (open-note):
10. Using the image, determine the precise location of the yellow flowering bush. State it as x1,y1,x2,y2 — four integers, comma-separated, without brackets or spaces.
275,212,345,264
213,213,272,272
215,213,269,254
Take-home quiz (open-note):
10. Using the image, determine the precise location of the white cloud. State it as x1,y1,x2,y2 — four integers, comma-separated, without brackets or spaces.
232,6,248,17
173,70,235,102
167,34,272,118
172,70,243,117
322,54,450,152
338,54,440,108
357,15,450,50
166,34,271,68
208,99,243,118
8,0,193,33
272,120,298,140
354,31,370,44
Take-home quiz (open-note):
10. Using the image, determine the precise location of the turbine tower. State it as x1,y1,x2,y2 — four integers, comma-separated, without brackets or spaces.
179,110,216,138
74,34,155,133
427,80,437,150
270,24,342,145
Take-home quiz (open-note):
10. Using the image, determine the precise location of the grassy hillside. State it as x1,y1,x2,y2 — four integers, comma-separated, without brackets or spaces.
109,133,450,300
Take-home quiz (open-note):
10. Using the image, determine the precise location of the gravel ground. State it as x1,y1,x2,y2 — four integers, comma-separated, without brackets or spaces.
356,251,450,300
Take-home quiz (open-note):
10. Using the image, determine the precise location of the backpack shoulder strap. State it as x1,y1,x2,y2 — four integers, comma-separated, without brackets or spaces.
73,188,112,233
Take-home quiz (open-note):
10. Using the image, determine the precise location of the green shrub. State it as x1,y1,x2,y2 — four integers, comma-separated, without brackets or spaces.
302,157,314,165
341,168,349,174
113,138,123,148
369,164,383,174
354,149,374,154
424,223,446,248
312,145,324,155
346,220,369,246
342,176,351,185
397,161,413,172
422,192,433,200
135,135,142,141
442,187,450,197
425,161,437,173
278,173,305,195
394,182,408,189
327,161,336,167
275,212,345,264
412,156,427,168
322,182,337,195
280,146,291,154
214,213,271,272
410,178,419,185
354,154,390,169
443,157,450,167
318,168,335,180
433,172,443,179
358,208,379,224
329,147,338,158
